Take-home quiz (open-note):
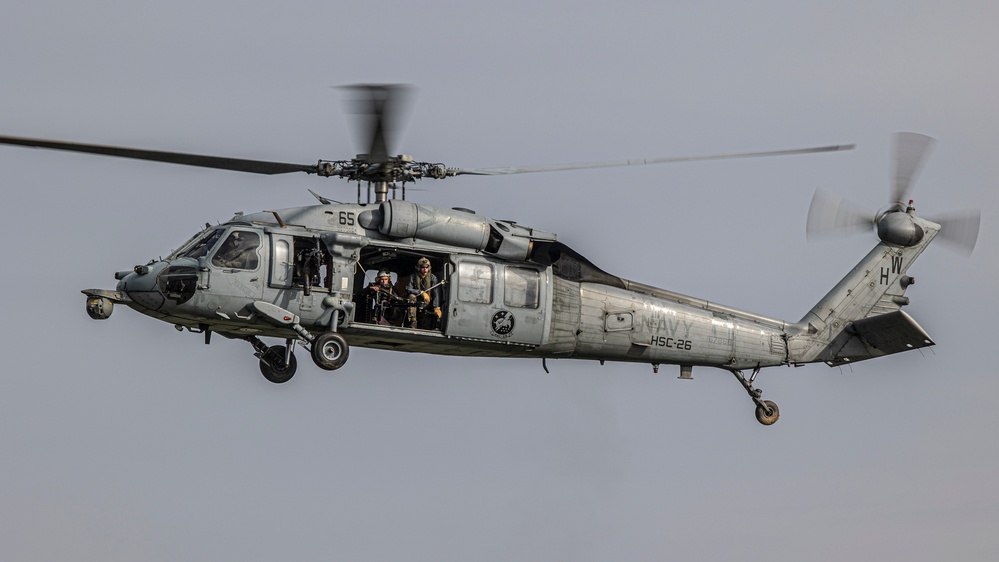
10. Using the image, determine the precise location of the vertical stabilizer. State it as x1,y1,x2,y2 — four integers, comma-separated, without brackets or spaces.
789,215,939,365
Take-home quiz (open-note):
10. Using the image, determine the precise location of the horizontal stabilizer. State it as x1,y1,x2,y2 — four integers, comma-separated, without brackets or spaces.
825,310,934,366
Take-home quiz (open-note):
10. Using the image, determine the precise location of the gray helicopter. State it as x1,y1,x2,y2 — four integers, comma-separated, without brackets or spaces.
0,85,979,425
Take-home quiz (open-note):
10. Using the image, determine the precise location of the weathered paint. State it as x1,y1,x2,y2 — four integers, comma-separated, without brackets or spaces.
93,202,941,373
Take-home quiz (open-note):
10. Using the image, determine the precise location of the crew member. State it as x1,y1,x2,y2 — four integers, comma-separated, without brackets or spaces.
363,268,399,325
405,257,442,329
212,231,259,269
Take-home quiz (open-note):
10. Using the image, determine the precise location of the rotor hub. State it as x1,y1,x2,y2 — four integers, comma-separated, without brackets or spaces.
877,209,925,247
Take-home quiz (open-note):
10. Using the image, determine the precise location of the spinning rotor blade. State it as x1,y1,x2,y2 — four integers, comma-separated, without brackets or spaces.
0,134,319,175
929,209,981,255
0,83,854,195
892,132,936,207
451,144,855,176
340,84,413,164
806,189,878,239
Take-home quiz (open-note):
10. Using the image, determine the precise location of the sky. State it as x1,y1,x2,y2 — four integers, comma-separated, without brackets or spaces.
1,1,997,560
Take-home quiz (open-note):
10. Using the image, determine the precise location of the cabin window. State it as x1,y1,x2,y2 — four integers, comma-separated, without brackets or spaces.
212,231,260,270
273,238,291,285
504,267,540,309
457,262,493,304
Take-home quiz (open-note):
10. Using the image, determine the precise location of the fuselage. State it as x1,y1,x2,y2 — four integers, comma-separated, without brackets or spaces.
92,201,797,373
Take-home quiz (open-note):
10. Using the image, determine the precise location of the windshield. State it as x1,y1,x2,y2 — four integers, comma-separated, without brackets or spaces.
176,228,225,260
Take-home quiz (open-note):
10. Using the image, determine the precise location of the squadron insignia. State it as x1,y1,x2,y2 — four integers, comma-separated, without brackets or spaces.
491,310,515,337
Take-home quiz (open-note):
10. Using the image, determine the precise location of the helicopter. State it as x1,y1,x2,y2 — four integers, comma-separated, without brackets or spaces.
0,85,980,425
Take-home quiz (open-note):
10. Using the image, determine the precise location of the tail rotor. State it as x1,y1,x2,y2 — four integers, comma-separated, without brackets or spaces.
891,132,936,211
931,209,981,255
806,132,980,255
806,190,877,239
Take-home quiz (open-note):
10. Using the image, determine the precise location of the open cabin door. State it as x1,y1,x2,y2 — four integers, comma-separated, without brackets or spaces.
445,256,548,346
266,231,335,322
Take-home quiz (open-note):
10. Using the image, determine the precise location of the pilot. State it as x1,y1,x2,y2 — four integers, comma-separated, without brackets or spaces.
363,268,399,325
405,257,442,329
213,231,257,269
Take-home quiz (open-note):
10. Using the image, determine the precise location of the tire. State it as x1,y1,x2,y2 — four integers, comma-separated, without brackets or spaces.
755,400,780,426
259,345,297,383
311,331,349,371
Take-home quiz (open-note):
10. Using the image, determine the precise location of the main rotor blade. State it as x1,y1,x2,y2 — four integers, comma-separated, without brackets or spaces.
929,209,981,256
340,84,413,164
892,132,936,207
0,134,320,175
450,144,855,176
806,189,878,239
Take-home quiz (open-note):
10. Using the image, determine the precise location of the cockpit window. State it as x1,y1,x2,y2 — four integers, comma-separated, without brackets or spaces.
212,231,260,270
178,229,225,260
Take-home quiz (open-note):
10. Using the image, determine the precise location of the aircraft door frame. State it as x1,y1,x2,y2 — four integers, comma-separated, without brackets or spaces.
446,256,548,346
266,232,333,321
206,227,264,301
268,233,295,289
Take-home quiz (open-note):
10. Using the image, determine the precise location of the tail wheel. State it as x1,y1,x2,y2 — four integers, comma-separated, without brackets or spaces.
755,400,780,426
311,331,349,371
259,345,297,384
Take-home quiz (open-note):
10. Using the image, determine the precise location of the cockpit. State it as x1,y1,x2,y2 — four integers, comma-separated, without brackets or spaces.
171,227,263,270
173,227,225,260
211,231,261,270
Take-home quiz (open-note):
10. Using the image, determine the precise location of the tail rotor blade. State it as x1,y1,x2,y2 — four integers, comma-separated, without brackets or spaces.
806,190,878,239
930,209,981,255
892,132,936,207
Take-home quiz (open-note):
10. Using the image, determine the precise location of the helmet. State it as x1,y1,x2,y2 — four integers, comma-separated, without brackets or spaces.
377,268,391,279
416,257,431,268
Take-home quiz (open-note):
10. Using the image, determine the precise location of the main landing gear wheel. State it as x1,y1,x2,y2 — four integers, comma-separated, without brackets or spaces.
729,368,780,426
259,345,297,384
755,400,780,426
311,331,349,371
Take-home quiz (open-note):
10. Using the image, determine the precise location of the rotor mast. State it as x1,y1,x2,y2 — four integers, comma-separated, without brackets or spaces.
373,181,390,203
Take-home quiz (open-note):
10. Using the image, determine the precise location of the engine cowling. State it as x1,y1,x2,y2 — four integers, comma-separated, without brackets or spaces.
374,200,556,261
379,200,492,251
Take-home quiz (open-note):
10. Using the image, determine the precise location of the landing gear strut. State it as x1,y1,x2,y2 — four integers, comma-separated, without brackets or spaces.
729,367,780,426
245,328,351,382
248,336,298,384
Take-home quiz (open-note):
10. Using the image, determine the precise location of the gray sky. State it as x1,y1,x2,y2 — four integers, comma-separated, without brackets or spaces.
2,1,997,560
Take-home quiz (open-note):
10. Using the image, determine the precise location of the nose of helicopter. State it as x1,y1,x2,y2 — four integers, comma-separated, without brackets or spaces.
115,261,170,311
